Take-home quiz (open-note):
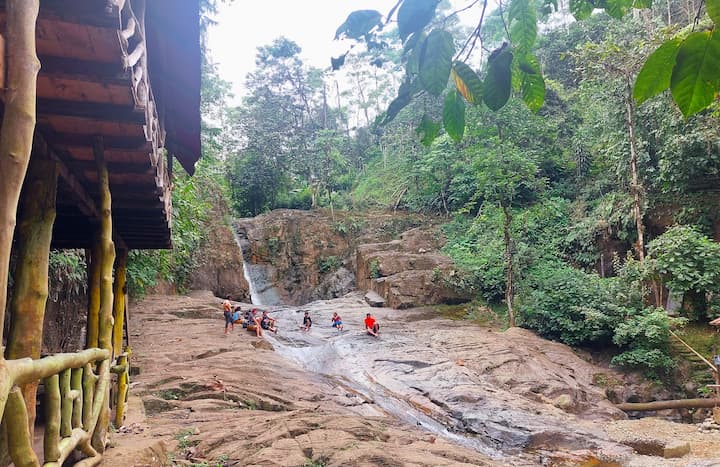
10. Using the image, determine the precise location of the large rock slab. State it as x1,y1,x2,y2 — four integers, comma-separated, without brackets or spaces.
357,227,472,309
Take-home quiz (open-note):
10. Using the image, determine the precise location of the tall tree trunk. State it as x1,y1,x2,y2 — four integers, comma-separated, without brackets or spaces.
502,204,516,327
0,0,41,346
6,160,58,436
625,75,645,262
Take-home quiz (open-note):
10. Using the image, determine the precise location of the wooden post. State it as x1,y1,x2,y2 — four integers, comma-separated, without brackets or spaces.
5,159,58,435
86,237,102,349
112,249,128,357
0,0,40,351
92,135,115,452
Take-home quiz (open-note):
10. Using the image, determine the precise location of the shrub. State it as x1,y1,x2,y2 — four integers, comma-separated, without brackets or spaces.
518,261,624,345
611,307,681,375
317,256,342,274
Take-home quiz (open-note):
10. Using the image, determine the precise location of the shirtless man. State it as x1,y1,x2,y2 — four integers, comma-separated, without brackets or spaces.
223,300,234,335
364,313,380,337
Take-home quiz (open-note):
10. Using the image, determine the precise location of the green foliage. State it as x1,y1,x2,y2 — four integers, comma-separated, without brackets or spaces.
518,261,622,345
369,258,381,279
48,250,87,298
648,225,720,295
670,30,720,117
335,10,382,40
317,256,342,274
611,307,679,375
442,90,465,141
483,45,514,111
397,0,439,42
418,29,455,96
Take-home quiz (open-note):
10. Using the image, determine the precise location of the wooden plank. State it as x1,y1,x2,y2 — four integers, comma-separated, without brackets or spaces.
38,98,145,124
67,160,152,175
37,76,134,106
43,133,150,151
38,55,129,85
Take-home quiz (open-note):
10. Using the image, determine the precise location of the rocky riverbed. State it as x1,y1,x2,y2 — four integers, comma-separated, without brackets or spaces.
105,292,720,466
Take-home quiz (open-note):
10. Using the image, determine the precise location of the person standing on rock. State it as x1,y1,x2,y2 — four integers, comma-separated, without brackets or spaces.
300,311,312,332
223,300,234,335
331,312,344,332
364,313,380,337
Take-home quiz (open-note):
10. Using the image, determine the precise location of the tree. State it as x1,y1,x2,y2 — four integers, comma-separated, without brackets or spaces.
336,0,720,144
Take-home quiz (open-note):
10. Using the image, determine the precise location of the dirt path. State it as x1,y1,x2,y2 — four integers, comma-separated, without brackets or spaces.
103,293,498,466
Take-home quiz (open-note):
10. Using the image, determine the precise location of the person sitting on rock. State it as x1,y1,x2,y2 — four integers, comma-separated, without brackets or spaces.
364,313,380,337
331,312,343,332
244,309,263,337
223,300,234,335
260,310,278,334
300,311,312,332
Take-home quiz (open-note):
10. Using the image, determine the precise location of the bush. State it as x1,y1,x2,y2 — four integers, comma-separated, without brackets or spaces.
317,256,342,274
611,307,680,375
518,261,624,345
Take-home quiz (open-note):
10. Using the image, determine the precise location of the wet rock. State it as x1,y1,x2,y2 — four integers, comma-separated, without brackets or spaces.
364,290,385,307
312,266,355,300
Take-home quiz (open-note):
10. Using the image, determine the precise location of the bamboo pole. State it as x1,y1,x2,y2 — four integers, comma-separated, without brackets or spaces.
92,136,115,453
112,249,128,358
82,363,97,430
0,0,40,346
6,387,39,467
5,159,58,436
114,354,129,428
59,368,72,437
90,360,111,451
86,237,102,349
71,367,83,428
616,398,720,411
43,374,61,462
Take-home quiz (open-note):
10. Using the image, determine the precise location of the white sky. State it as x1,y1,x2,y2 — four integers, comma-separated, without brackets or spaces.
207,1,402,101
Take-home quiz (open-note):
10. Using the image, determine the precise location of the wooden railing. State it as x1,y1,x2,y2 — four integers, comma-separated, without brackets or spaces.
0,349,118,466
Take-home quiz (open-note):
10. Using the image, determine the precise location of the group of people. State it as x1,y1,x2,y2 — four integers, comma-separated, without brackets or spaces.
223,300,277,337
223,300,380,337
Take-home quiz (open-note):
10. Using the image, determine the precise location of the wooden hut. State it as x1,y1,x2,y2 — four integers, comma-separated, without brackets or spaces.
0,1,201,465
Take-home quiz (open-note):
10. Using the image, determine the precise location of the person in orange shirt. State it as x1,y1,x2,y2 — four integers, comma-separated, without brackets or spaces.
364,313,379,337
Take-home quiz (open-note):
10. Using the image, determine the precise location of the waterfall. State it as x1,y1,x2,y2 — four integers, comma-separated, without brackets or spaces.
242,256,262,305
231,229,262,305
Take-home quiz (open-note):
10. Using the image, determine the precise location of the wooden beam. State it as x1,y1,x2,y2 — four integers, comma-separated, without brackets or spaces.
38,55,130,85
43,132,150,151
67,160,153,175
37,98,145,124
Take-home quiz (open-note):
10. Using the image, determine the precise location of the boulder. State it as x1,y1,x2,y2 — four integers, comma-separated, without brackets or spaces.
364,291,385,307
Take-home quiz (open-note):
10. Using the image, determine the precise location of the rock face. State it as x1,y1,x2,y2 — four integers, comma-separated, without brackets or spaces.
356,227,472,309
236,209,470,308
189,219,249,302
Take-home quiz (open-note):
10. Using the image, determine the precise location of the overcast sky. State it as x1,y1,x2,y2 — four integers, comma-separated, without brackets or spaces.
207,1,402,101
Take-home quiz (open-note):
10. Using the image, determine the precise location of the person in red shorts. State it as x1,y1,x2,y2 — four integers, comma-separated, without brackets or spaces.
364,313,380,337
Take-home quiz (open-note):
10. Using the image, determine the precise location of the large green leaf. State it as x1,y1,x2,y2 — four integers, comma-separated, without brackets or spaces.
397,0,439,43
483,45,514,111
670,30,720,118
443,90,466,142
335,10,383,40
707,0,720,24
569,0,594,19
451,61,483,105
418,29,455,96
383,79,418,124
517,54,545,111
603,0,633,18
416,114,441,146
508,0,537,52
633,0,652,8
633,38,681,104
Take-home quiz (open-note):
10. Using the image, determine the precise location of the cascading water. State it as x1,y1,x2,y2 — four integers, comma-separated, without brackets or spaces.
231,227,282,306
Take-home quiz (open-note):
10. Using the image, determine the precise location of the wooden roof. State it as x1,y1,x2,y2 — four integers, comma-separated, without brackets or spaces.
2,0,202,250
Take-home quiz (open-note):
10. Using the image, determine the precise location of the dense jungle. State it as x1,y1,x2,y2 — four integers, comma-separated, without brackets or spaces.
38,0,720,464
